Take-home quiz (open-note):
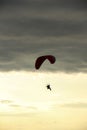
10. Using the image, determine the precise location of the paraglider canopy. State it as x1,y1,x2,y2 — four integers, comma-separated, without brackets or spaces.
35,55,56,69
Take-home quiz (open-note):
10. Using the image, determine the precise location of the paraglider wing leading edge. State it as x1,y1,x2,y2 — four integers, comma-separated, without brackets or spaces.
35,55,56,69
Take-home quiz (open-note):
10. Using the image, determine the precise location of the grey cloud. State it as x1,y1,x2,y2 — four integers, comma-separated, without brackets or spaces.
0,18,87,37
0,0,87,37
0,38,87,73
0,0,87,73
0,0,87,10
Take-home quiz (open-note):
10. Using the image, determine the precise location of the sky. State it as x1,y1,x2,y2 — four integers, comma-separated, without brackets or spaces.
0,0,87,130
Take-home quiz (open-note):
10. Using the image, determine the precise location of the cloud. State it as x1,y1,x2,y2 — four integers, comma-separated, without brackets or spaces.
26,106,38,110
59,102,87,108
51,100,87,109
0,99,22,109
9,104,21,108
0,0,87,73
0,40,87,73
0,18,87,37
9,104,38,111
0,99,13,104
0,0,87,10
9,104,37,109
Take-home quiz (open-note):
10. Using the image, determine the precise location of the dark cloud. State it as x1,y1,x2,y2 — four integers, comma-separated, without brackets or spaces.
0,39,87,73
0,0,87,73
0,0,87,10
0,18,87,37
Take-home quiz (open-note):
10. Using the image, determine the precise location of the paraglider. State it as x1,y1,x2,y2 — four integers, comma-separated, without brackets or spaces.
35,55,56,69
35,55,56,91
46,84,51,91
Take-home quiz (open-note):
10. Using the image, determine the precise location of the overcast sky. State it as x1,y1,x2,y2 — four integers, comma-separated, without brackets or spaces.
0,0,87,72
0,1,87,130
